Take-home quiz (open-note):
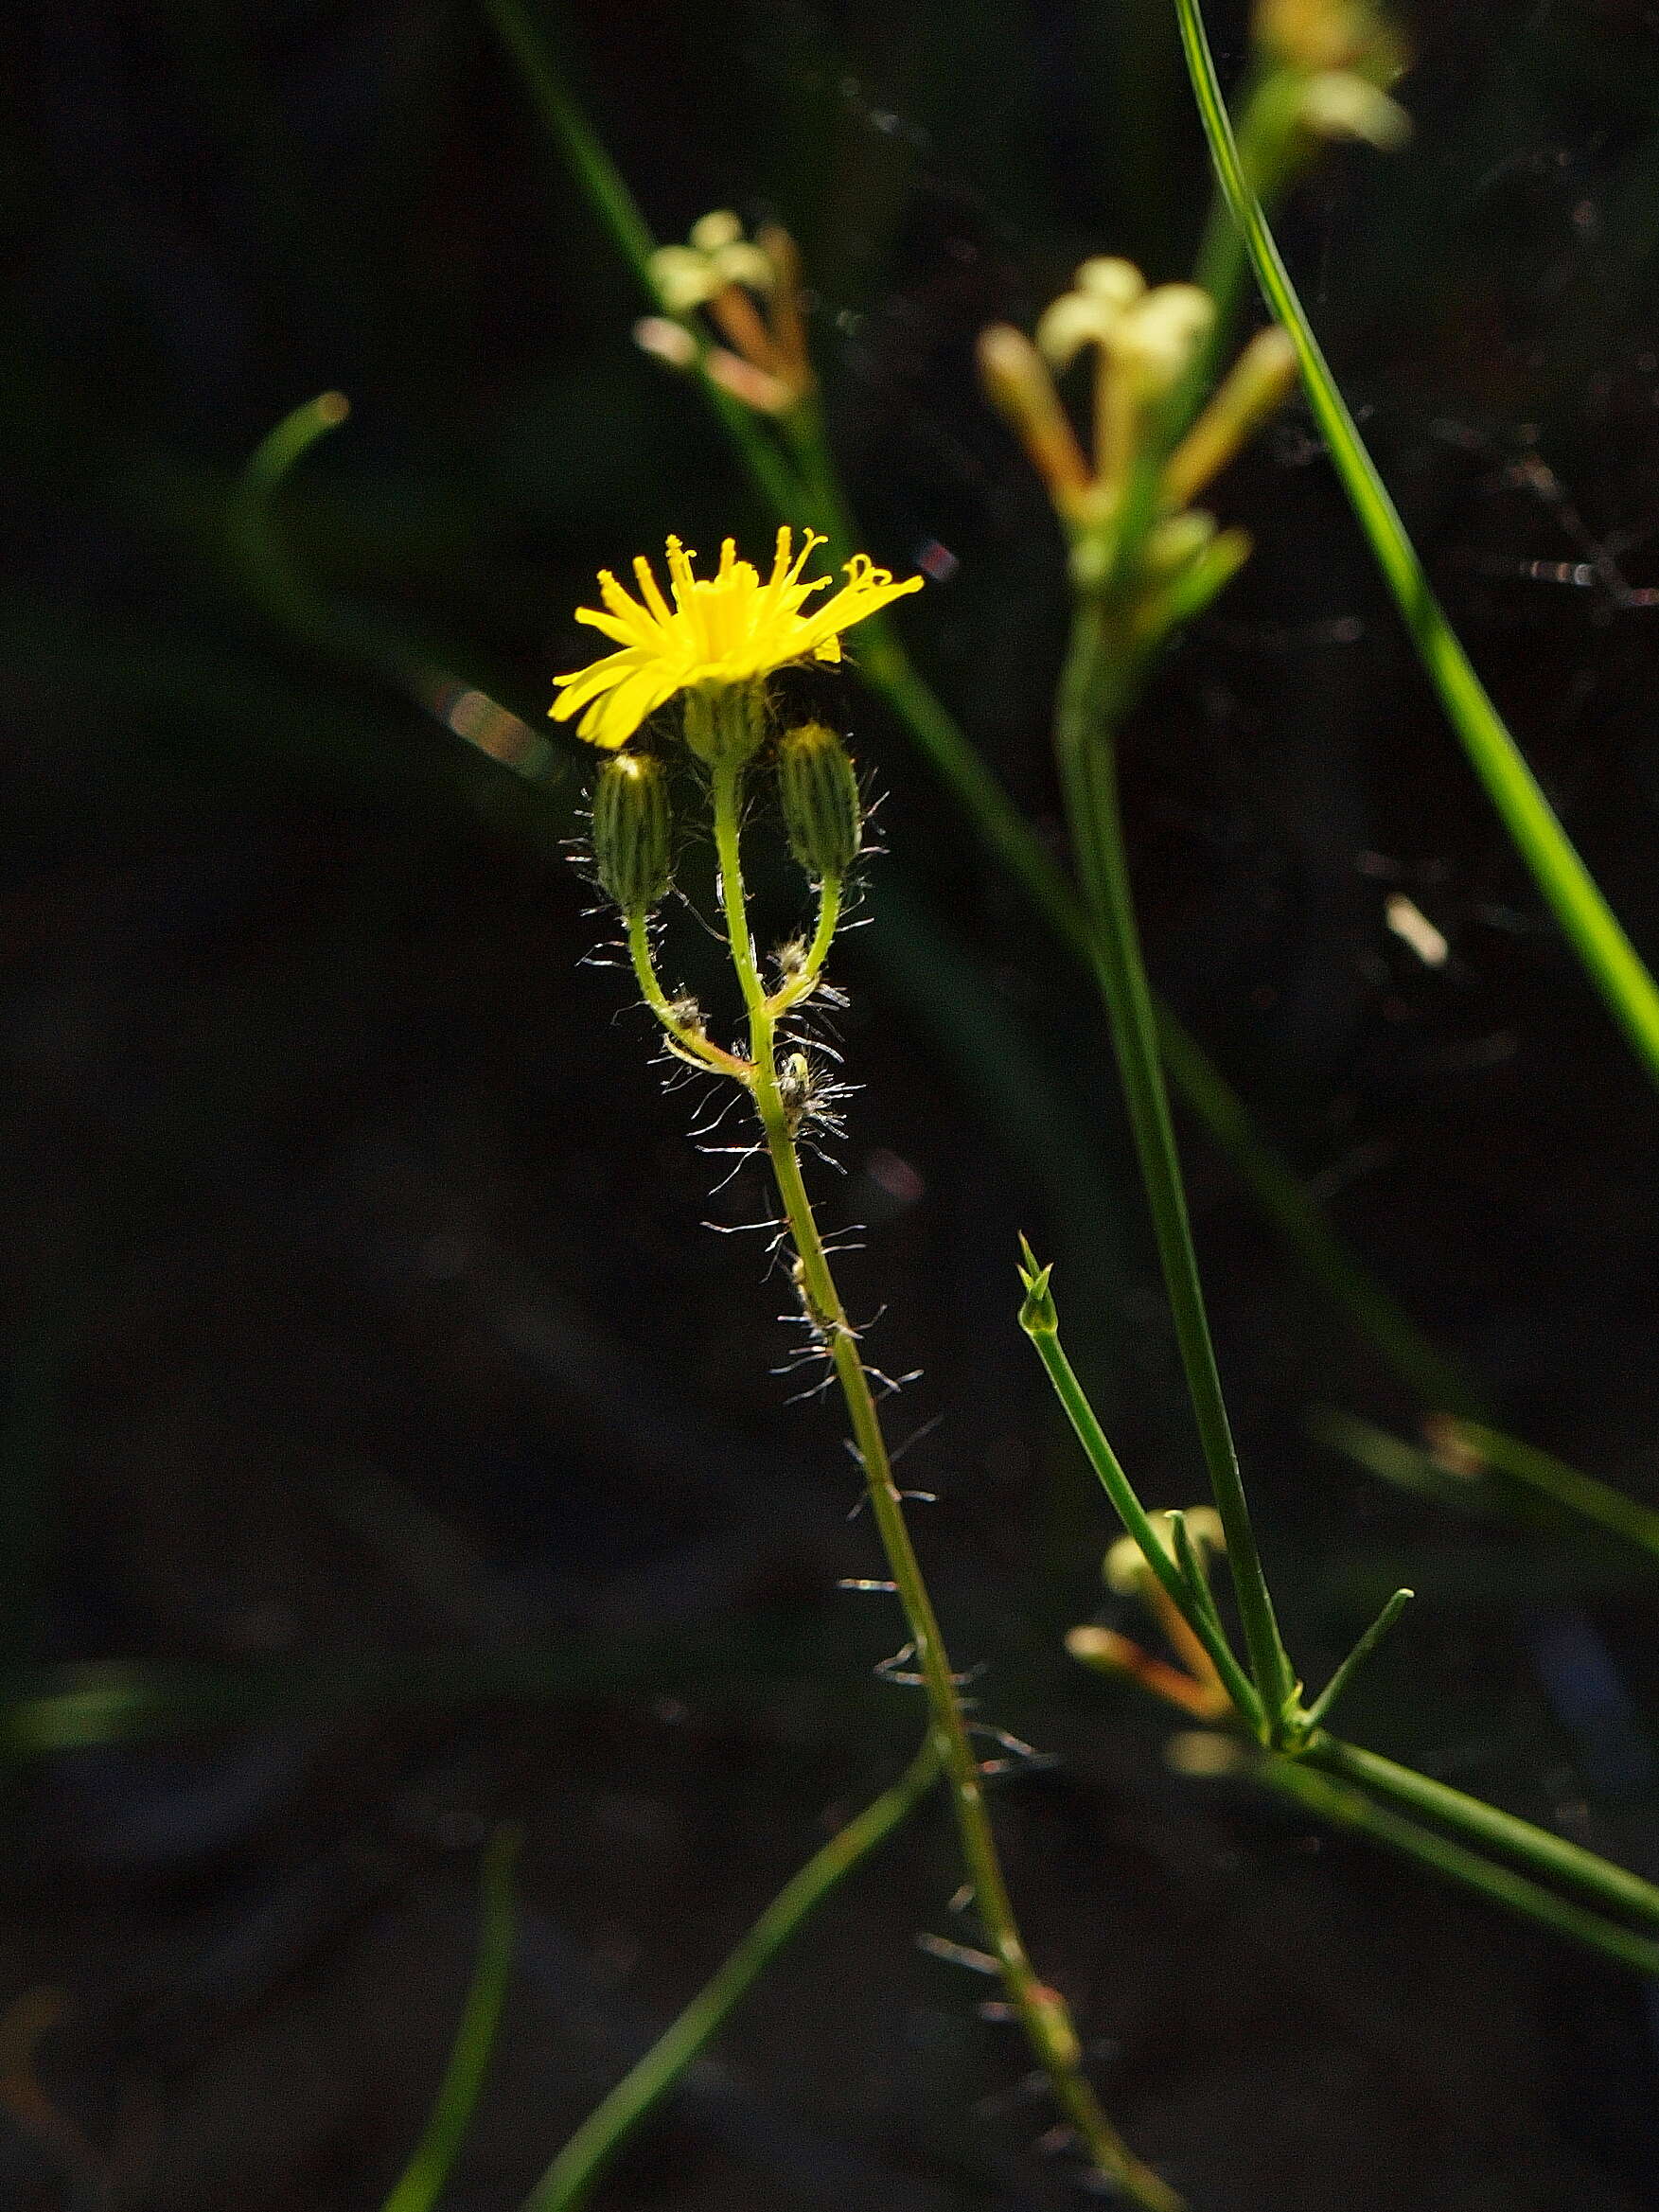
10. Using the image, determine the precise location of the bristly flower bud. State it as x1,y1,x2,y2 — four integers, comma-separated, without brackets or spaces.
776,721,861,881
591,751,673,914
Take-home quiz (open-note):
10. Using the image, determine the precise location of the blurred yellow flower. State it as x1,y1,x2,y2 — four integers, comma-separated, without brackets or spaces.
552,529,922,750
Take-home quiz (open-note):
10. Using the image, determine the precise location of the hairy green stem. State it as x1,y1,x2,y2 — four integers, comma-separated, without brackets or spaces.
625,910,750,1075
707,736,1180,2212
767,874,842,1018
1056,601,1296,1727
522,1746,939,2212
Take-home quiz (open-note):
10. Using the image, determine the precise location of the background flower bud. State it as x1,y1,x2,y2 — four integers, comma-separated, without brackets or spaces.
1297,69,1411,150
776,721,861,881
591,751,673,914
1117,285,1216,395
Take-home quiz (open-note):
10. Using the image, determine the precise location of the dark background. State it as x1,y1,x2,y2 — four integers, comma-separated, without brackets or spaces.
8,1,1659,2204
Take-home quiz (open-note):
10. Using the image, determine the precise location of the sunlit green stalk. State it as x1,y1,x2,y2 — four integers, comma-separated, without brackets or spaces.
383,1827,521,2212
1057,600,1297,1729
624,911,750,1074
707,732,1180,2212
1020,1284,1263,1732
1255,1757,1659,1978
766,877,842,1018
1305,1735,1659,1932
522,1745,939,2212
1034,1295,1659,1966
1173,0,1659,1091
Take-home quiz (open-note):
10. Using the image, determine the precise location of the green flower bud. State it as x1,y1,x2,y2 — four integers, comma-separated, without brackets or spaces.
776,721,861,881
1015,1234,1058,1336
681,681,767,766
591,751,673,913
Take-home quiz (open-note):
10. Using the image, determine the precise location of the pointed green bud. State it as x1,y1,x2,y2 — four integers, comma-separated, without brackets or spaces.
776,721,861,881
1016,1234,1058,1336
591,751,673,914
1134,523,1252,646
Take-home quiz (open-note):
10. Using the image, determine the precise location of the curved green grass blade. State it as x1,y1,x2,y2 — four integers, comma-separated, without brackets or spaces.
383,1826,521,2212
1173,0,1659,1090
1445,1418,1659,1562
522,1745,939,2212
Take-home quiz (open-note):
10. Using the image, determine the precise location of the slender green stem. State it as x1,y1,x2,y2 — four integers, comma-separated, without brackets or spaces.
1255,1757,1659,1979
802,874,841,981
522,1745,940,2212
625,910,751,1075
1306,1735,1659,1932
1158,1018,1476,1412
1022,1302,1263,1733
1056,601,1297,1728
1173,0,1659,1092
708,739,1180,2212
383,1827,521,2212
1056,1350,1659,1966
711,757,768,1015
859,610,1473,1412
1178,67,1292,423
477,0,804,525
766,875,842,1018
1297,1588,1413,1734
1169,1511,1228,1653
1444,1419,1659,1563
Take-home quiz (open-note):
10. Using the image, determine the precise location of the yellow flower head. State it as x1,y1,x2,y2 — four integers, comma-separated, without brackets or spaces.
551,529,924,750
